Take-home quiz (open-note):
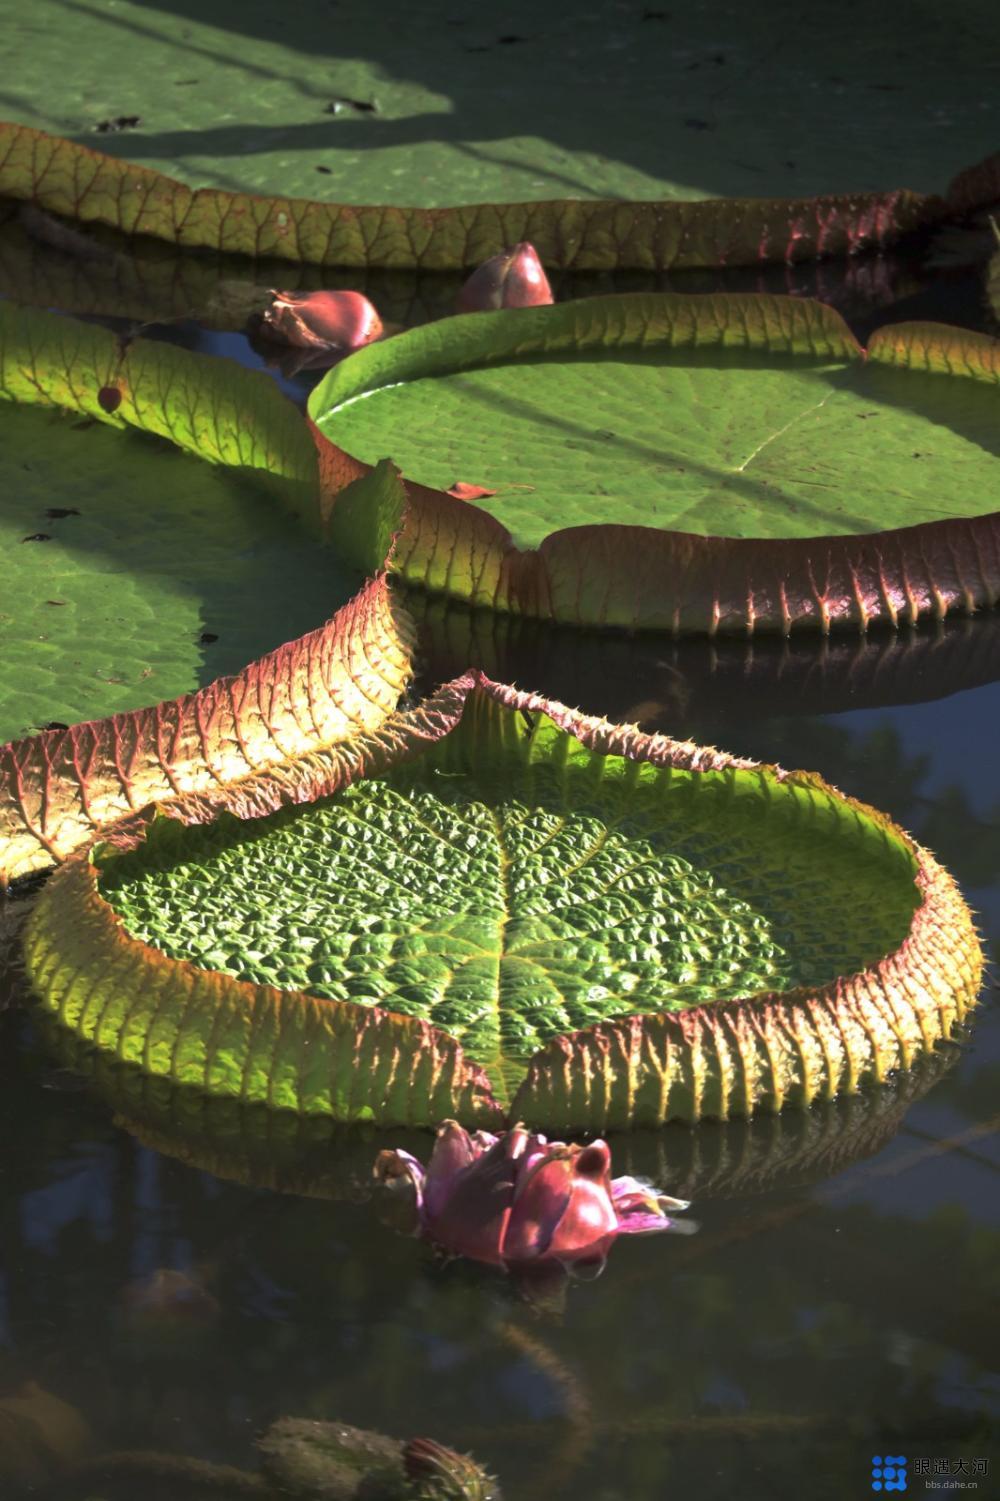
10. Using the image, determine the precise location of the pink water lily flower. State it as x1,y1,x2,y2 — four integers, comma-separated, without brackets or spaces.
374,1121,691,1272
456,243,554,314
261,288,384,354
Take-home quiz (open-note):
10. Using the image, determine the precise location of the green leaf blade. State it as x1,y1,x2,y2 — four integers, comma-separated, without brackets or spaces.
310,294,1000,631
23,677,982,1127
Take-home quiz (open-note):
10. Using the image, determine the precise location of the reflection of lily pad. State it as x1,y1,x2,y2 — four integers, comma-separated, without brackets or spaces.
618,1048,958,1202
311,296,1000,631
410,593,1000,728
24,675,982,1130
36,1009,957,1205
34,1015,392,1201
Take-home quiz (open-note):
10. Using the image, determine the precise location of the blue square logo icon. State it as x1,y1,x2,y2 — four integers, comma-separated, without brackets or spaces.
872,1456,907,1492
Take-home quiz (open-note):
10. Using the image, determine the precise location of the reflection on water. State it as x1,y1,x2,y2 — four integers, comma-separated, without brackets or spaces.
1,618,998,1499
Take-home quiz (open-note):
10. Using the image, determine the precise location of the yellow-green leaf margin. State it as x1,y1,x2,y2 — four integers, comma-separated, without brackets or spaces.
0,301,414,885
0,122,959,271
22,675,983,1131
311,295,1000,634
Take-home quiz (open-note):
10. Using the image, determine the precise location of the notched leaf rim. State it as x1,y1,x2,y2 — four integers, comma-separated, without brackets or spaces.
0,300,415,885
1,122,993,271
21,673,984,1130
309,293,1000,634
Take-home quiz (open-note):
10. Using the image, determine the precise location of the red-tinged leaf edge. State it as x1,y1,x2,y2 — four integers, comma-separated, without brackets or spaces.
310,296,1000,634
0,121,972,271
22,674,983,1129
0,575,415,886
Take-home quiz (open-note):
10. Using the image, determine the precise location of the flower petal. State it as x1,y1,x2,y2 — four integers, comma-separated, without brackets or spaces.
424,1119,479,1219
262,289,383,351
373,1148,426,1212
504,1152,576,1260
506,1141,618,1261
423,1132,521,1263
611,1174,692,1234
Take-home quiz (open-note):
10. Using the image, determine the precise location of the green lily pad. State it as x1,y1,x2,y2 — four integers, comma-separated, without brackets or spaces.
23,675,982,1129
0,403,355,745
311,294,1000,631
0,301,415,888
0,301,351,745
96,740,915,1097
3,0,996,205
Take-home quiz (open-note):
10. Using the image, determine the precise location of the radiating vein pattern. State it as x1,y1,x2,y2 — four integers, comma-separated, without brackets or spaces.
321,347,1000,548
99,727,918,1083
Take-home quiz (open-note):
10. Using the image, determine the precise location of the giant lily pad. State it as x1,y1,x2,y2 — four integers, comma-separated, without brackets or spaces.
311,294,1000,632
4,2,999,208
23,675,983,1130
0,295,324,746
0,301,414,886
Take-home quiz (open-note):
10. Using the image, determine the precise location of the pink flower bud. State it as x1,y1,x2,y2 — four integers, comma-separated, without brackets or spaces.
456,243,554,314
261,289,383,353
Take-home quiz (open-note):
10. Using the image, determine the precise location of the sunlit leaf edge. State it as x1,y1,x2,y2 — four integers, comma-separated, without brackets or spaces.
22,673,983,1130
0,301,415,884
35,1008,960,1201
0,297,315,490
309,294,1000,633
0,121,974,271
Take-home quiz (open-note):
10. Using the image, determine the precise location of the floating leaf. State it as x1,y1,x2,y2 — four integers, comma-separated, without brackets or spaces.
23,676,982,1129
0,575,412,887
0,301,414,885
311,293,1000,632
0,297,313,477
4,4,998,212
0,297,340,742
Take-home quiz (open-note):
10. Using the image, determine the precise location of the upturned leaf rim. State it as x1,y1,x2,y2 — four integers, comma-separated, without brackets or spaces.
22,672,984,1131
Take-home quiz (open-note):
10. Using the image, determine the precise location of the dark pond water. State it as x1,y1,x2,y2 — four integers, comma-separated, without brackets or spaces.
0,236,998,1499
